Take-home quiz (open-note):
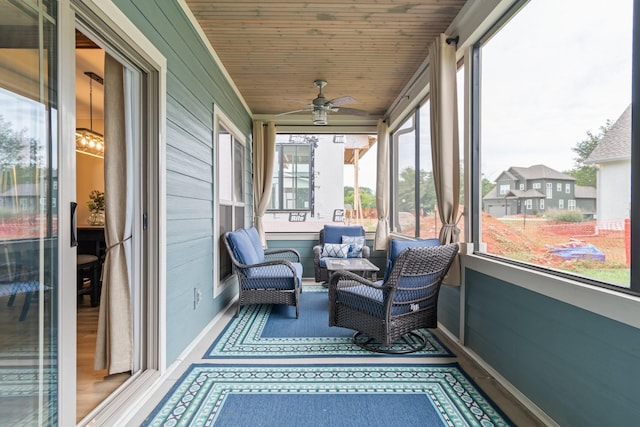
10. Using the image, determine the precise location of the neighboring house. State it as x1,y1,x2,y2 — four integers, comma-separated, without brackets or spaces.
585,105,631,228
483,164,596,218
0,183,43,212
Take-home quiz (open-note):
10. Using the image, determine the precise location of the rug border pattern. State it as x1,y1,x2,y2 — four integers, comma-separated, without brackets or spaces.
205,286,453,358
143,363,513,427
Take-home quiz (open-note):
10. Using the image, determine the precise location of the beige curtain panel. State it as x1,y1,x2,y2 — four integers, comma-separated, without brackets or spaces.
429,34,462,285
374,119,390,251
252,121,276,247
95,54,133,374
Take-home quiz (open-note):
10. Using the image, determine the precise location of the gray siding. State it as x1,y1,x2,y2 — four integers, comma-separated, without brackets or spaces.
465,269,640,426
115,0,252,364
438,284,460,338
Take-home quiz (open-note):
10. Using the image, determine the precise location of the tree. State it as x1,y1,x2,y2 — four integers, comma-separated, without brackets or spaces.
482,178,496,197
343,186,376,209
0,115,26,171
564,120,613,187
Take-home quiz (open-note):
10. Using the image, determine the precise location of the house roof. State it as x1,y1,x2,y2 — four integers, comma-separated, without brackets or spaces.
507,189,545,198
585,105,631,163
482,187,544,200
0,183,41,197
509,164,575,181
574,185,597,199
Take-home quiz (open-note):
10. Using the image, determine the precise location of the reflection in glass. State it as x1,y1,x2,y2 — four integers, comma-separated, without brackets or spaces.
0,2,58,425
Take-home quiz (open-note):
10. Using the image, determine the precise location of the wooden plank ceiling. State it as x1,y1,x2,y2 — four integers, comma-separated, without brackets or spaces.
185,0,467,125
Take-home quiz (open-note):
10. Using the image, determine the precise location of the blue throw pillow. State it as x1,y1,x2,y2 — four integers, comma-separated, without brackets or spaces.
342,235,365,258
321,243,350,258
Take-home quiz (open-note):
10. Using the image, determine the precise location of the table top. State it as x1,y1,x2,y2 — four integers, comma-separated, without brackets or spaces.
324,258,379,272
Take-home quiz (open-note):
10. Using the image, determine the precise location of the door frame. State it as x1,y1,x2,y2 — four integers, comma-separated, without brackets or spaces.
57,0,167,425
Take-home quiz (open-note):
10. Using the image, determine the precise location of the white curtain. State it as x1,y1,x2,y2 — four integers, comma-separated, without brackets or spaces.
374,119,390,251
429,34,461,285
95,54,133,374
252,121,276,247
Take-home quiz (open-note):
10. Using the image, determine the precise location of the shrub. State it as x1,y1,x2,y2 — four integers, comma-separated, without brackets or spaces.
545,208,583,223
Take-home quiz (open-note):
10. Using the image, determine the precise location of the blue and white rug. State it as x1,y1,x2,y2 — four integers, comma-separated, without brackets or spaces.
142,363,513,426
204,286,453,358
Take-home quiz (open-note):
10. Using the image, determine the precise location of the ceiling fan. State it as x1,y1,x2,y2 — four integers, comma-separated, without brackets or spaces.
276,80,369,125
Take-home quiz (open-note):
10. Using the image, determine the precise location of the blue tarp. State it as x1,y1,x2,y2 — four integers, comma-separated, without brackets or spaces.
547,243,605,262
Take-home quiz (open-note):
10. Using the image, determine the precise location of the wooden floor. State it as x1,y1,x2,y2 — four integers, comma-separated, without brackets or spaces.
76,298,130,422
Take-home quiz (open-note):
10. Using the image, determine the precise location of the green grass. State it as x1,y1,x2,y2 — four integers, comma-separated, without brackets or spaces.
575,268,630,287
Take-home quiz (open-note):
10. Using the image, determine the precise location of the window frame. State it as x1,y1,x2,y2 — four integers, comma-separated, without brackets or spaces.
213,106,247,295
267,136,315,213
470,0,638,295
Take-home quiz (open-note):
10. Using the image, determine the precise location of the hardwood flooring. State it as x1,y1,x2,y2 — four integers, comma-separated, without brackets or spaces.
76,298,130,422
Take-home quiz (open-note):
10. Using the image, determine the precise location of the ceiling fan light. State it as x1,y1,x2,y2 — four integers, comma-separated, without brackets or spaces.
313,109,327,126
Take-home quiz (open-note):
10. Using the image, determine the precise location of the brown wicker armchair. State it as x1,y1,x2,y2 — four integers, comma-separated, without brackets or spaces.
328,243,458,353
223,227,303,318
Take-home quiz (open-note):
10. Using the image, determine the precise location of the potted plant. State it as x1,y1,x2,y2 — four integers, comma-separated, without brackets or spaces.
86,189,105,226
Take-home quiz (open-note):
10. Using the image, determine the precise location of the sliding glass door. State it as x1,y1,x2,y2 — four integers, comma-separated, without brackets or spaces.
0,1,59,425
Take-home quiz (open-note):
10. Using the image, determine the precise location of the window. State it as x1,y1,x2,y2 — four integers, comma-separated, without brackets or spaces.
269,135,313,211
478,0,632,289
392,64,465,241
519,184,525,190
525,199,532,209
215,113,245,282
263,133,378,232
499,184,510,195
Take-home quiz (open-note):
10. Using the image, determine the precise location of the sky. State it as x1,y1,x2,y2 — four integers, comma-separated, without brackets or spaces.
346,0,633,188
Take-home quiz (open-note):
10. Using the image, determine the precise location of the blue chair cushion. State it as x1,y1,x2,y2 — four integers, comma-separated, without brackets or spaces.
337,281,435,317
323,225,364,244
228,228,264,265
341,235,365,258
245,262,303,289
383,238,440,282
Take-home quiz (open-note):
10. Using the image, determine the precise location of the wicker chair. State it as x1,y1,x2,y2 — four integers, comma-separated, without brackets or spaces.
223,227,303,318
328,243,458,353
313,225,370,282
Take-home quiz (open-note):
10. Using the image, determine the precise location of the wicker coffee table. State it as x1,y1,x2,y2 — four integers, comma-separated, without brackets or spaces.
324,258,380,283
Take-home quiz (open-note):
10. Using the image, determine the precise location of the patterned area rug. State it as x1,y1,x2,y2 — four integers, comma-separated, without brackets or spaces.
204,286,452,358
142,363,513,427
0,366,57,397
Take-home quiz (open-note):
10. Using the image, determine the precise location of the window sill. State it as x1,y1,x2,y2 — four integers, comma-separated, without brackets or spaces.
463,253,640,329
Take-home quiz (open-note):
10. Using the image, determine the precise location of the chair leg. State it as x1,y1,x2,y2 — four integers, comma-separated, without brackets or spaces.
352,331,428,354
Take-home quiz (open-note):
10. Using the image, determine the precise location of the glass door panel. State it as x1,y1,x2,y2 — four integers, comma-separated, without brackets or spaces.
0,2,58,425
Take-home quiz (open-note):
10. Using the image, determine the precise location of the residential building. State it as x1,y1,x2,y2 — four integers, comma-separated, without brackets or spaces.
482,164,596,218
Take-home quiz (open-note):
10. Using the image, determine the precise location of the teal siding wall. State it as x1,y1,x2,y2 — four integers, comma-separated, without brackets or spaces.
465,269,640,426
115,0,252,364
438,284,460,338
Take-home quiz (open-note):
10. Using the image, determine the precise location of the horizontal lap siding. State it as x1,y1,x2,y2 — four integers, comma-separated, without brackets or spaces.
465,269,640,426
437,284,460,338
115,0,252,364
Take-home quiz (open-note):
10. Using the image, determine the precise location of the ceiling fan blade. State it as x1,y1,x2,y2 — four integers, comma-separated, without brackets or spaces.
328,96,356,106
275,108,313,117
284,98,312,106
333,107,370,117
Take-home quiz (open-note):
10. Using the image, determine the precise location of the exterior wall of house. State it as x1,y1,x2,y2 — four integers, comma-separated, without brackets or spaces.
446,266,640,426
114,0,253,364
313,136,346,220
596,160,631,227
